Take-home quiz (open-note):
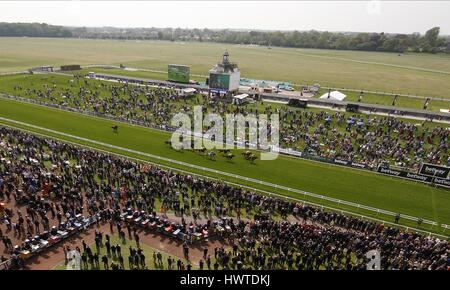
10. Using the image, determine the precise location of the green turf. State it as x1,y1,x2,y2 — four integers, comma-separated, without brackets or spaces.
317,89,450,112
0,73,446,167
1,37,450,99
0,97,449,229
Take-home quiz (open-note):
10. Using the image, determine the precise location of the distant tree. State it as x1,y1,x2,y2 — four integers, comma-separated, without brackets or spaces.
1,22,448,54
0,22,72,38
424,27,440,48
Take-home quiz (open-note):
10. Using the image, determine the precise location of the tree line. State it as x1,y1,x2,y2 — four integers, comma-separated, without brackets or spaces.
1,22,449,53
0,22,72,38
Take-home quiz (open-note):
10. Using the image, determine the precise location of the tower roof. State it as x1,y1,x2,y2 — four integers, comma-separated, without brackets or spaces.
222,51,230,64
209,51,239,74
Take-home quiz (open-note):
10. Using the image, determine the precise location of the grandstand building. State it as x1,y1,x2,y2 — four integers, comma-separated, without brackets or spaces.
208,51,240,97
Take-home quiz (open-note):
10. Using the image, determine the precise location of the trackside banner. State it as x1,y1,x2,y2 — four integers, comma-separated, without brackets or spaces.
419,163,450,179
333,158,369,169
377,167,450,188
433,177,450,187
301,153,370,170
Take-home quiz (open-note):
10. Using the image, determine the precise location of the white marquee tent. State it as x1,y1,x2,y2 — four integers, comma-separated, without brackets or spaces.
319,90,347,101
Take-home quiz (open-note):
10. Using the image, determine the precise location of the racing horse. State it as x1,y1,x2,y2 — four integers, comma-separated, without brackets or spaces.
111,125,119,133
242,151,257,163
224,153,235,161
194,147,207,155
207,151,216,160
218,149,231,155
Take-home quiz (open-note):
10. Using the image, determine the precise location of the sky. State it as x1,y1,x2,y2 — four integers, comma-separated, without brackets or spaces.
1,1,450,34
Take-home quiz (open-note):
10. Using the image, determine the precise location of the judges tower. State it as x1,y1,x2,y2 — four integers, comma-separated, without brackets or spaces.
208,51,240,97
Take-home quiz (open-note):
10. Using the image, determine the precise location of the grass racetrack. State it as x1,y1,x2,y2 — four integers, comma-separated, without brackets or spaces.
0,97,449,230
1,37,450,100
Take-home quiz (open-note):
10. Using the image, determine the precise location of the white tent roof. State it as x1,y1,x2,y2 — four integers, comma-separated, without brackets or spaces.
319,90,347,101
233,93,249,100
182,88,196,93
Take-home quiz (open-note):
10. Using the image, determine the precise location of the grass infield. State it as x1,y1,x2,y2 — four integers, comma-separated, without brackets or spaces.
1,37,450,100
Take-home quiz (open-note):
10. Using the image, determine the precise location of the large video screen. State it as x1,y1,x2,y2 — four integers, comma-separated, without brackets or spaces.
209,73,230,90
168,64,190,83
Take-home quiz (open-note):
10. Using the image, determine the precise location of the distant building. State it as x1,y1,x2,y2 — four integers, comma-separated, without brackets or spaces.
60,64,81,71
30,65,54,73
208,51,240,97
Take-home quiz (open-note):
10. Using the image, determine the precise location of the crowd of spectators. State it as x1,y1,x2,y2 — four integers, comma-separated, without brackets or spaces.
9,75,449,168
1,126,448,270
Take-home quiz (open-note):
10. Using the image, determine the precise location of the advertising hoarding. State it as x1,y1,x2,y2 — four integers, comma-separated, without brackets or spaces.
419,163,450,179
